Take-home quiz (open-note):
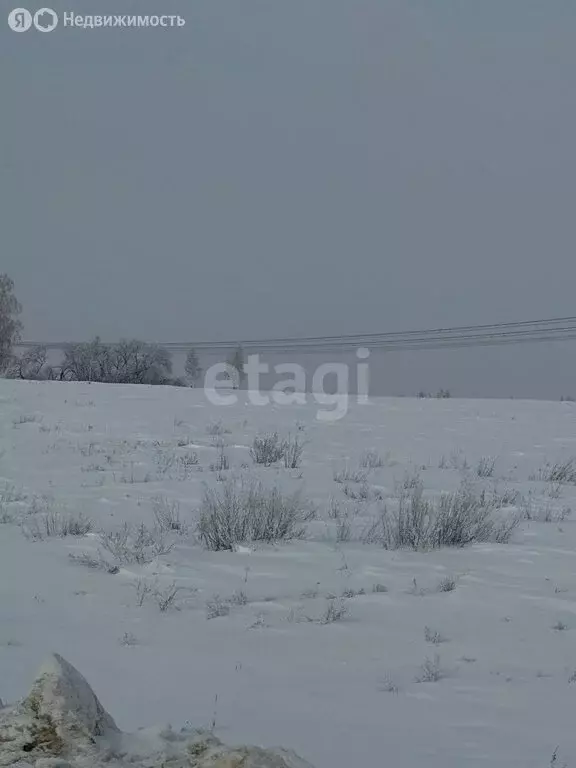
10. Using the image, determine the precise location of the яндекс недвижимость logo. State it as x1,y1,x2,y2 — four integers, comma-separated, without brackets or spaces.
8,9,185,30
8,7,58,31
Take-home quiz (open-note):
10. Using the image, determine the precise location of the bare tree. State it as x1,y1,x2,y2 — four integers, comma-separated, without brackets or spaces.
109,339,173,384
0,274,22,373
184,347,202,386
6,345,52,380
59,337,112,382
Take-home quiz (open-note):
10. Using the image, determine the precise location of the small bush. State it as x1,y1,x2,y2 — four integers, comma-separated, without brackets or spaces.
198,480,313,551
0,484,26,504
250,433,285,466
249,613,267,629
320,597,348,624
489,488,520,508
132,578,154,606
341,587,365,598
449,450,469,471
327,497,342,520
210,444,230,472
206,595,231,619
477,456,496,478
283,434,305,469
437,575,457,593
401,470,421,491
415,654,445,683
408,577,427,596
0,485,26,524
335,514,352,542
379,674,399,694
154,449,177,477
68,552,119,574
522,495,571,523
362,481,520,551
99,522,174,564
154,581,181,612
424,626,448,644
13,413,40,425
206,420,231,437
342,482,373,502
538,459,576,485
333,466,368,484
119,632,139,647
151,496,187,534
119,463,152,484
177,452,199,479
360,450,384,469
26,495,56,516
153,449,198,480
227,589,249,606
22,511,93,540
0,506,15,524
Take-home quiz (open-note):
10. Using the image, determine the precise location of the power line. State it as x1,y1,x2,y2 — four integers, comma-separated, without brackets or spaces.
17,315,576,355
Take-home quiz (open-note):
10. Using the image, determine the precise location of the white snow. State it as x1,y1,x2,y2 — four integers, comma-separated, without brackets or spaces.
2,379,576,767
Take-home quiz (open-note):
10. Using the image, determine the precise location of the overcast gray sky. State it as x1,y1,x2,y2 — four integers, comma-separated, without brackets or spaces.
2,1,575,397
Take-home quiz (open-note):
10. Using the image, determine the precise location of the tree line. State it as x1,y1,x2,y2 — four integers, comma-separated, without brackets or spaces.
0,274,246,388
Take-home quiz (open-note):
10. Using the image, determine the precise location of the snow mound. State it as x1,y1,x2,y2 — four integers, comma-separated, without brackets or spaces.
25,653,120,741
0,654,314,768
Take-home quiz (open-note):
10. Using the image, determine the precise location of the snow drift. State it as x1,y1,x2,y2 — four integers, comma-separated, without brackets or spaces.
0,653,314,768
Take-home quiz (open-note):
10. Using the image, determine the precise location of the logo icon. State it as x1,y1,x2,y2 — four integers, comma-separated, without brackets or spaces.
34,7,57,31
8,8,32,31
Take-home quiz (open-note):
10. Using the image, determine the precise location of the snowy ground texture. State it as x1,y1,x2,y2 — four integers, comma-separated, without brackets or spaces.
2,380,576,768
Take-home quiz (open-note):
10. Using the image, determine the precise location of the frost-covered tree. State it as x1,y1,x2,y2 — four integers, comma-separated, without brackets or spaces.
226,345,246,389
6,345,52,380
59,337,112,382
184,347,202,386
58,338,176,385
0,274,23,372
109,339,173,384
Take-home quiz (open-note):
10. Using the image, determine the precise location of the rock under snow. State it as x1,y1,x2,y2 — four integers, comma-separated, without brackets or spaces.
0,655,314,768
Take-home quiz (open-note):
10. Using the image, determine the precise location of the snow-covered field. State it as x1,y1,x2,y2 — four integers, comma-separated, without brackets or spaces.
2,379,576,768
